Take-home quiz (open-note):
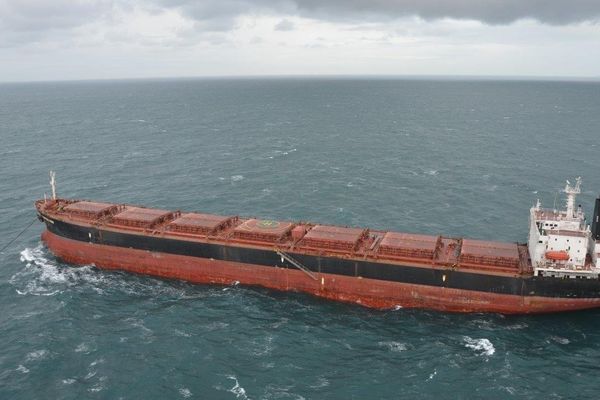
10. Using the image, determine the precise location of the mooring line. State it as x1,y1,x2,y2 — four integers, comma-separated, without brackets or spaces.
0,218,38,253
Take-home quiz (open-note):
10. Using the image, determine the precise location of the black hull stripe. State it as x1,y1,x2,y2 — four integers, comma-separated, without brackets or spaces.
45,218,600,298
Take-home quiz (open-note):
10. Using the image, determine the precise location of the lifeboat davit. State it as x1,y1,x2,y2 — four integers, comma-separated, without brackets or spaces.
545,250,570,261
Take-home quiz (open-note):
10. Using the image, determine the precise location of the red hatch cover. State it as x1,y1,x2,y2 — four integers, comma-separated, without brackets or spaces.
168,213,235,235
378,232,437,259
301,225,367,251
111,207,174,228
460,239,520,268
233,219,294,242
64,201,119,219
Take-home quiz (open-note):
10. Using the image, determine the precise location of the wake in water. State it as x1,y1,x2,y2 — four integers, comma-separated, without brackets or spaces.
11,245,100,296
11,244,212,300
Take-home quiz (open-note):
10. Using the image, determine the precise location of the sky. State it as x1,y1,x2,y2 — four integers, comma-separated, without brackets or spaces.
1,0,599,82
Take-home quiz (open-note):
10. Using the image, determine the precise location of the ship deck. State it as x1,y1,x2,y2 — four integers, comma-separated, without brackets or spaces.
37,199,532,277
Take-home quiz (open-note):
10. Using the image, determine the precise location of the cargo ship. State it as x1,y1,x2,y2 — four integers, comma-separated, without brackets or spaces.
35,173,600,314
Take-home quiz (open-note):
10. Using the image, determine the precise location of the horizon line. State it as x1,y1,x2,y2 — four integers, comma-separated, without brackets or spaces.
2,73,600,85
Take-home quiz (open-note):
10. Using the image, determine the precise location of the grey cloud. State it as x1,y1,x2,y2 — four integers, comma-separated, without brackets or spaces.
161,0,600,25
156,0,294,31
292,0,600,25
274,19,294,31
0,0,110,32
1,0,598,48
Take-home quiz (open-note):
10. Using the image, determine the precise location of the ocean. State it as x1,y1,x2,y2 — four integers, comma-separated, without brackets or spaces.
1,77,600,399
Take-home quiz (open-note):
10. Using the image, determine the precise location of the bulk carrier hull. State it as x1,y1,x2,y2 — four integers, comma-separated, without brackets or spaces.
35,197,600,314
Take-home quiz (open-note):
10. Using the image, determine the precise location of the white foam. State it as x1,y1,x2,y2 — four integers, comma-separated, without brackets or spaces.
378,341,407,353
88,385,104,393
16,365,29,374
427,369,437,381
15,245,192,300
179,388,192,398
505,323,528,330
550,336,570,345
25,349,49,361
309,377,330,389
228,376,249,399
62,378,76,385
231,175,245,182
75,343,90,353
463,336,495,356
85,371,97,380
250,335,274,356
174,329,192,338
90,358,104,367
13,245,103,296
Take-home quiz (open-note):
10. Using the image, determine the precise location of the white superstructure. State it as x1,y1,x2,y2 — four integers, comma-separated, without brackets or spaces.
528,177,600,278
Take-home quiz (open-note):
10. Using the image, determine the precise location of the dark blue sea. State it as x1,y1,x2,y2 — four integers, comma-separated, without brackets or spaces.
1,78,600,399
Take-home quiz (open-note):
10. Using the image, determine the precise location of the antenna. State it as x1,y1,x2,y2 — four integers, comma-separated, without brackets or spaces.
50,171,57,200
564,177,582,218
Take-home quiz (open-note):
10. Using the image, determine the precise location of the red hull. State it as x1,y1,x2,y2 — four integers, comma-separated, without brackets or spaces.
42,230,600,314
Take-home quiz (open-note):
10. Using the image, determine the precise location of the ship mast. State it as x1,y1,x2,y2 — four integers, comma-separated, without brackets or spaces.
564,177,581,219
50,171,57,200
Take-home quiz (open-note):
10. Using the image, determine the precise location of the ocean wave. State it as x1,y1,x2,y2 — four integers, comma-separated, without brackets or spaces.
309,377,330,389
173,328,192,338
463,336,495,357
426,369,437,381
228,376,249,400
250,335,274,356
16,365,29,374
75,342,92,353
124,318,155,342
378,341,407,353
550,336,570,345
25,349,49,362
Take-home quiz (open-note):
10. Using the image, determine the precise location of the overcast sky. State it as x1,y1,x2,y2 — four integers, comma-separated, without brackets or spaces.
1,0,599,82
